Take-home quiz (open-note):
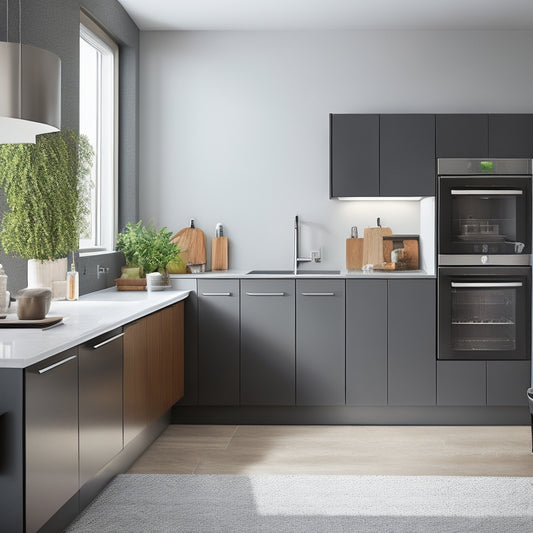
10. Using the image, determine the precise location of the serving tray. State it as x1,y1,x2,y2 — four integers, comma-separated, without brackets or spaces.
0,316,63,328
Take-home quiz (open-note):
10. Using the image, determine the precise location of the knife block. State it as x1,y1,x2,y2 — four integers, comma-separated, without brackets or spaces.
346,238,364,270
211,237,228,271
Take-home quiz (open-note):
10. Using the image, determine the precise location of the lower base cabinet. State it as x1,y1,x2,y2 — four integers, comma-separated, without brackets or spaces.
437,360,531,407
25,349,79,533
124,302,185,441
296,279,346,405
241,280,296,405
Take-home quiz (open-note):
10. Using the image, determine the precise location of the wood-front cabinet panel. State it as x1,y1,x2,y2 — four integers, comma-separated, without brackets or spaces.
296,279,345,405
330,114,380,197
198,280,240,405
436,114,489,158
346,280,388,405
124,319,148,445
241,280,296,405
380,114,436,197
490,114,533,158
388,279,436,406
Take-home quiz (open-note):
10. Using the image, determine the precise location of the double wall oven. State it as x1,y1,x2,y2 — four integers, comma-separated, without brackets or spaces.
438,159,532,361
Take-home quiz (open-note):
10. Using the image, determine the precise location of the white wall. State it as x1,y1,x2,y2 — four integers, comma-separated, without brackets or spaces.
139,30,533,271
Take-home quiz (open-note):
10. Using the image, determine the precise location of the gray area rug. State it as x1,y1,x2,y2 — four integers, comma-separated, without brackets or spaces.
65,474,533,532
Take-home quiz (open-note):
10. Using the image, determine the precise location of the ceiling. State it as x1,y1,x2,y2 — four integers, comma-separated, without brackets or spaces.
117,0,533,31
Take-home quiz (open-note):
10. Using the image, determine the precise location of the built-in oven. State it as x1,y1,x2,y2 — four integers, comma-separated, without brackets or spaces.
438,266,531,360
438,159,532,266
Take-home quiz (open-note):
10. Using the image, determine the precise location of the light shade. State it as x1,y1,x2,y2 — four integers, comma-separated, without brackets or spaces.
0,42,61,144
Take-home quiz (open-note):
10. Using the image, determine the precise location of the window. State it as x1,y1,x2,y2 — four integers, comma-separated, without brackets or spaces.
79,13,118,251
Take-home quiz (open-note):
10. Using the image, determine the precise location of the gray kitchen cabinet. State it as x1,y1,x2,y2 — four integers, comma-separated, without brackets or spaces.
388,279,436,406
489,114,533,158
241,279,296,405
330,114,380,198
380,114,436,197
486,361,531,406
25,348,79,533
437,361,486,406
346,280,388,405
296,279,345,405
79,328,124,493
436,114,489,158
198,279,240,405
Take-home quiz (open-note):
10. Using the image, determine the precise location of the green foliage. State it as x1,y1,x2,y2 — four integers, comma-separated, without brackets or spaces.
0,130,93,260
116,220,179,275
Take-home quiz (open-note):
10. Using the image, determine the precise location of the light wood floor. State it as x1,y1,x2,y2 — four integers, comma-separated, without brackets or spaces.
128,424,533,477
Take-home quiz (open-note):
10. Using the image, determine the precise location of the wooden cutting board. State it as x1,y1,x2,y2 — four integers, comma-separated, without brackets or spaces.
362,226,392,266
171,220,206,266
346,238,364,270
211,237,228,271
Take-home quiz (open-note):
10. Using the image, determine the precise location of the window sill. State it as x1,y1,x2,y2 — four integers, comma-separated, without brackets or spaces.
79,249,120,258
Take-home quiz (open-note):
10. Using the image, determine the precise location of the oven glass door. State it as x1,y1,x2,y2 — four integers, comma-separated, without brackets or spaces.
438,267,531,360
438,177,531,255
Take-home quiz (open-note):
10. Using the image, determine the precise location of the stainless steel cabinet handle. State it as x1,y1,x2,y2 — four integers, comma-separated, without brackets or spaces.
38,355,77,374
301,292,335,296
92,332,124,349
245,292,285,296
201,292,232,296
451,189,523,196
451,282,523,288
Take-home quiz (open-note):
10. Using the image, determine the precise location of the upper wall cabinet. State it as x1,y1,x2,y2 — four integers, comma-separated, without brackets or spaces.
330,114,380,197
379,114,435,197
436,113,533,158
436,114,489,158
330,114,435,198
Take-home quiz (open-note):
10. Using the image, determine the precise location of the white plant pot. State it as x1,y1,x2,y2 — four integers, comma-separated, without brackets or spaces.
27,258,68,289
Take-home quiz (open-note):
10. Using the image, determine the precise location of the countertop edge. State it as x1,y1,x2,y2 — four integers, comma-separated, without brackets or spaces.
0,289,190,369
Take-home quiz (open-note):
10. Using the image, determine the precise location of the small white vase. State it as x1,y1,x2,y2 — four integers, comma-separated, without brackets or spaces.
27,258,68,289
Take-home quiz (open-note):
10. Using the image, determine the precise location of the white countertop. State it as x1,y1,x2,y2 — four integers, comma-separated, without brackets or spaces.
0,287,189,369
170,269,436,279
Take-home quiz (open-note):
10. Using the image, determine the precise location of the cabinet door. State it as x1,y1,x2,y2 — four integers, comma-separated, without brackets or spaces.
330,114,379,197
437,361,486,406
241,280,296,405
173,278,198,405
124,319,148,446
388,279,436,405
198,280,240,405
296,279,345,405
436,114,489,158
25,349,78,533
489,114,533,158
380,114,436,197
79,329,123,487
163,302,185,405
486,361,531,406
346,280,387,405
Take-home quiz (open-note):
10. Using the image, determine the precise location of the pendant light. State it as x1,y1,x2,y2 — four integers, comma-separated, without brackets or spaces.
0,0,60,144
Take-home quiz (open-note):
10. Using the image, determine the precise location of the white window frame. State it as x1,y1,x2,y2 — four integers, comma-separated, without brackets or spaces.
79,12,119,253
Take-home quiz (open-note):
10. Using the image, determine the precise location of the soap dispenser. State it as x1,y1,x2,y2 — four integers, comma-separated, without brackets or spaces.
66,261,79,301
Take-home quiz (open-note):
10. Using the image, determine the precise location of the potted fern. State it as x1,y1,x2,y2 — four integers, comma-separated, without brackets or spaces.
115,221,179,289
0,130,93,288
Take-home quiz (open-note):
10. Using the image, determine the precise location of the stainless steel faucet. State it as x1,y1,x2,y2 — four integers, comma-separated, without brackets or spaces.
294,215,320,274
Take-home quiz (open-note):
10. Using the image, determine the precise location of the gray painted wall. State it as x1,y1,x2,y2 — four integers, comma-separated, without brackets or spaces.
0,0,139,293
139,30,533,271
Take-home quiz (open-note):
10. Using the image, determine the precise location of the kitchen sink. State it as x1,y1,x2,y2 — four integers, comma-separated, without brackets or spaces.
246,269,341,275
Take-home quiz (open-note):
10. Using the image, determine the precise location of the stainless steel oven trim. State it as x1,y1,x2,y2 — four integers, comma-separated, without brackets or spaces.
438,158,533,175
451,281,523,288
450,189,523,195
438,254,531,266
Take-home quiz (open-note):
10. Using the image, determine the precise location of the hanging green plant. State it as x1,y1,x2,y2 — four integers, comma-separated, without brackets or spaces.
0,130,93,260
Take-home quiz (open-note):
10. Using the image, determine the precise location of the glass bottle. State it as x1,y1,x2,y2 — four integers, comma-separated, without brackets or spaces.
66,262,79,301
